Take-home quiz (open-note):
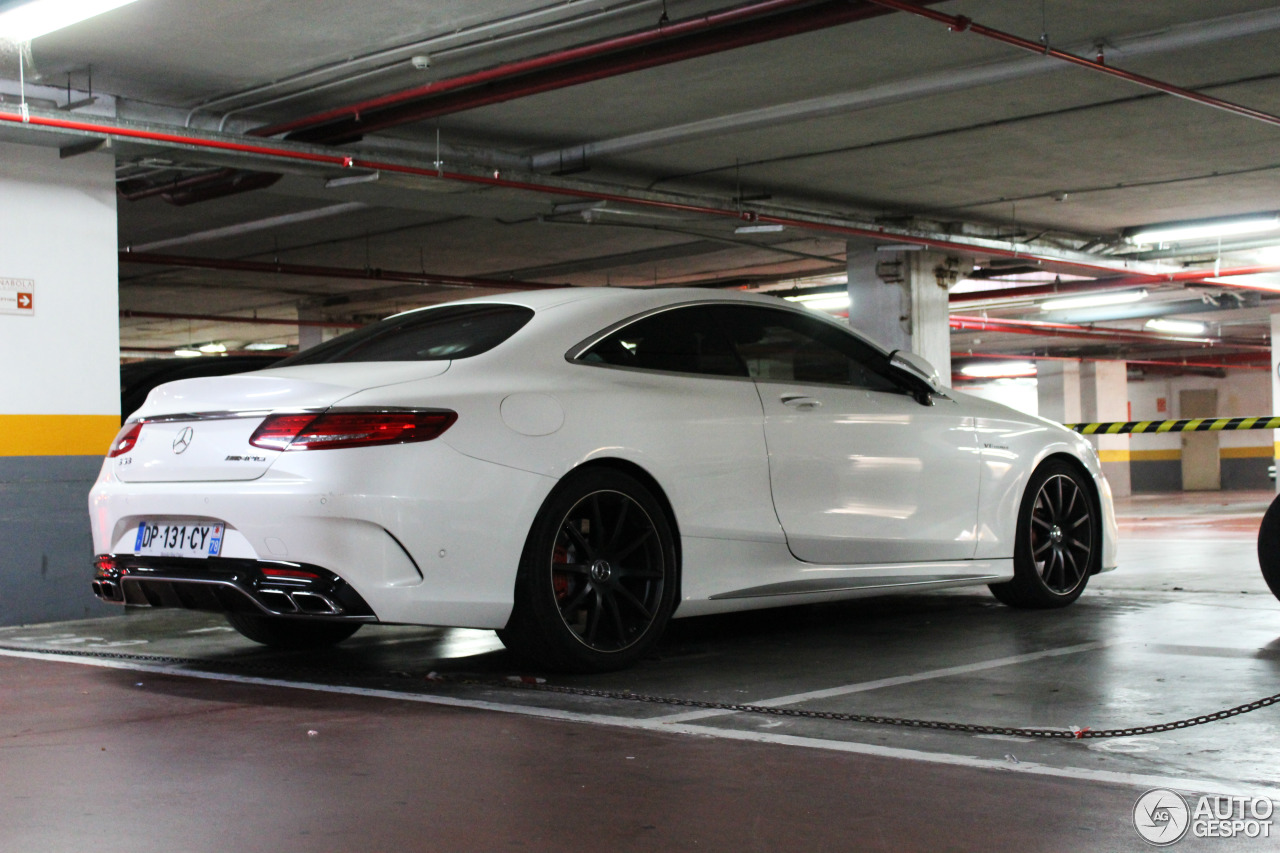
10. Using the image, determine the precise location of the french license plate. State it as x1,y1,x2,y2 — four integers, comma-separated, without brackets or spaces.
134,520,224,558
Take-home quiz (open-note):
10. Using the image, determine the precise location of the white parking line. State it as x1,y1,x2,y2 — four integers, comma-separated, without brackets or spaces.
2,646,1273,800
657,641,1115,723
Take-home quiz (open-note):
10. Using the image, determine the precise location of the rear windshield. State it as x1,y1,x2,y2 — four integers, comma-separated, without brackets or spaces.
276,304,534,365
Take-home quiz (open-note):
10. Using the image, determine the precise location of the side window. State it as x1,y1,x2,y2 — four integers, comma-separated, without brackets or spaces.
715,305,901,392
579,305,747,377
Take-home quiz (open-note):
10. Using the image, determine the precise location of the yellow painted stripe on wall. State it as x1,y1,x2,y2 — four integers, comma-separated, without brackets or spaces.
0,415,119,457
1129,449,1181,462
1108,447,1272,462
1220,446,1274,459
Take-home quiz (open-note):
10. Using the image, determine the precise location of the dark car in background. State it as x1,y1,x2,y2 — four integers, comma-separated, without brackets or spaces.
120,355,284,423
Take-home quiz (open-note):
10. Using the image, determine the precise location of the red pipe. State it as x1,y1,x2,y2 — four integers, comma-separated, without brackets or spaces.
118,251,562,291
124,0,917,199
951,278,1114,303
864,0,1280,130
951,263,1280,303
949,314,1270,350
121,309,362,329
0,107,1236,282
953,351,1269,370
257,0,917,142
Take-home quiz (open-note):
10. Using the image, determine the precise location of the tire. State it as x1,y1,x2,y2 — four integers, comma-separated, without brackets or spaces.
1257,493,1280,601
499,468,678,673
226,613,362,649
989,460,1099,609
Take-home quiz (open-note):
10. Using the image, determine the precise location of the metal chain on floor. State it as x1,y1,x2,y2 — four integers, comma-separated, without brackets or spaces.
5,643,1278,740
474,674,1280,740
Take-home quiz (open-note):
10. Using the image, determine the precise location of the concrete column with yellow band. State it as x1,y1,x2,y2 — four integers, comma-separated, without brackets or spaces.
1080,361,1130,497
1066,416,1279,492
1,416,122,458
1065,417,1280,435
0,141,120,626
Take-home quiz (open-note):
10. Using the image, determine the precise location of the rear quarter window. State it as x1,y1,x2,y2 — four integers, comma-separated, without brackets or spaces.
276,304,534,365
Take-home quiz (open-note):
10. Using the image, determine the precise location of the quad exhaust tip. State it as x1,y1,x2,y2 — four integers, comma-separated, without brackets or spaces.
92,579,123,602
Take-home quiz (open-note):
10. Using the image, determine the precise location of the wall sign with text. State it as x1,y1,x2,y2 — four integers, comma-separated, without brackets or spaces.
0,278,34,316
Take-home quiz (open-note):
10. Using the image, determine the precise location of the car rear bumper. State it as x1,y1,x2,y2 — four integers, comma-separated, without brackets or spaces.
92,554,378,620
88,441,557,630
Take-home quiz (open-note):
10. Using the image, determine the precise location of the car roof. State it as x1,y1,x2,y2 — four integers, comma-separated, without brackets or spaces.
392,286,794,315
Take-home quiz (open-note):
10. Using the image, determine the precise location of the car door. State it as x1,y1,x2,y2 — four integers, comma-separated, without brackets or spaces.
572,303,779,545
716,304,981,565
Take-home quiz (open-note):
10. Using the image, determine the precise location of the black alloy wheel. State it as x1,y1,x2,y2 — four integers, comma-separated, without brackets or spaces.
990,460,1098,608
500,469,678,672
1257,492,1280,601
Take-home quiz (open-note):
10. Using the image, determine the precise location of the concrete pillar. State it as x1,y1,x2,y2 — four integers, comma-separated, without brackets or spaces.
298,302,324,351
1081,361,1131,497
1272,313,1280,494
0,141,120,625
1036,360,1082,425
847,243,958,380
846,243,907,351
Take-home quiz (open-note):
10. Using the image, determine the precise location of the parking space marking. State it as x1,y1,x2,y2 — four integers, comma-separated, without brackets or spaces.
656,641,1115,723
3,646,1273,800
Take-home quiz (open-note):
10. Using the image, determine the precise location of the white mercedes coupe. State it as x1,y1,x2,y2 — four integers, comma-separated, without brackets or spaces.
91,287,1117,671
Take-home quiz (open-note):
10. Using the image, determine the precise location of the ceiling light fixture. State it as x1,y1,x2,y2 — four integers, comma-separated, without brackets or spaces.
245,342,288,351
784,292,850,312
198,343,227,353
734,224,785,234
1040,289,1147,312
0,0,141,41
324,171,380,189
173,349,202,358
1128,213,1280,246
959,361,1037,378
1145,318,1206,335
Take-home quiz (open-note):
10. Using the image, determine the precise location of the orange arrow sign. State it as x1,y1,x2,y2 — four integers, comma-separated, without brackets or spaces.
17,293,32,309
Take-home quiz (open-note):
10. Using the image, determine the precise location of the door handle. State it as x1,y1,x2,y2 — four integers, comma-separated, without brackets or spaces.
780,394,822,410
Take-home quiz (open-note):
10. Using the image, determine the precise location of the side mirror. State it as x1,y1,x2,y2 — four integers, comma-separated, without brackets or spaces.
889,350,943,403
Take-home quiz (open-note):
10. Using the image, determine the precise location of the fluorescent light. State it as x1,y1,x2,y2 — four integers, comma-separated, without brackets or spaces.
1129,214,1280,246
245,342,288,351
784,292,850,312
1145,318,1206,335
198,343,227,353
173,349,202,358
734,224,785,234
960,361,1037,378
1040,289,1147,312
325,171,380,189
0,0,140,41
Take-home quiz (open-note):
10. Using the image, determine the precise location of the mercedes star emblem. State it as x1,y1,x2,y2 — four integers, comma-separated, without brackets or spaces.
172,426,195,454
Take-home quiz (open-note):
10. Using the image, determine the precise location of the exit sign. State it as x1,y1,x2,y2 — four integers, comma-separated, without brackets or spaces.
0,278,34,316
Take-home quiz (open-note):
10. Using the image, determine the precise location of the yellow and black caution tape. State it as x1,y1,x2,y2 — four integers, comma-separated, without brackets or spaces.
1065,416,1280,435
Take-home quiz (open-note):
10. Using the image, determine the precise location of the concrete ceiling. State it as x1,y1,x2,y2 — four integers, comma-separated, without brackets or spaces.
3,0,1280,373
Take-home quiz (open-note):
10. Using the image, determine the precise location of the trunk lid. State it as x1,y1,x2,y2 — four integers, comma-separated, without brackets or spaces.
114,363,449,483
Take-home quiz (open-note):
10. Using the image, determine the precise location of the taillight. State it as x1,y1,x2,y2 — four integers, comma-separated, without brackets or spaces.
249,410,457,451
108,422,143,457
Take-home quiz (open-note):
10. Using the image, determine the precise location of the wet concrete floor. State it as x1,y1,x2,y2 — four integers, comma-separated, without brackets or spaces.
2,491,1278,851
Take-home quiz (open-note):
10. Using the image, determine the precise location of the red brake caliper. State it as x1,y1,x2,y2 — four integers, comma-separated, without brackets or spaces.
552,544,570,600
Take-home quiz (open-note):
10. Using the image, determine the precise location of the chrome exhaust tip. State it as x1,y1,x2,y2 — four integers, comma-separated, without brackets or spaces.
289,591,342,615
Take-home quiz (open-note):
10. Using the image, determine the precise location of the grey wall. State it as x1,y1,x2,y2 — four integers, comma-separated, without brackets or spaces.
1130,460,1182,493
1130,457,1271,493
0,457,117,626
